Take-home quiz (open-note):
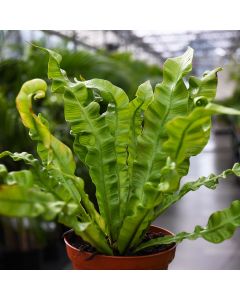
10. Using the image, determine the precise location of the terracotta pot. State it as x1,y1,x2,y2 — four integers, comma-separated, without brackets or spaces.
64,225,176,270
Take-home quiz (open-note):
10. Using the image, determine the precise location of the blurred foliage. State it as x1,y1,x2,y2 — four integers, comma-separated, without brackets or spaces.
216,61,240,127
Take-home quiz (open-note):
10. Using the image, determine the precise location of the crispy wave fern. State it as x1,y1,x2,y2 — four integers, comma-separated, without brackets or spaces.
1,47,240,255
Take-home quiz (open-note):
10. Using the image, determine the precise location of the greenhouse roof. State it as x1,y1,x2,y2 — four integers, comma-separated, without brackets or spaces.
2,30,240,75
42,30,240,75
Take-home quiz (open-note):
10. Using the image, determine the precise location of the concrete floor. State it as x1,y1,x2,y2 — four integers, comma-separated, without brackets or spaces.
154,127,240,269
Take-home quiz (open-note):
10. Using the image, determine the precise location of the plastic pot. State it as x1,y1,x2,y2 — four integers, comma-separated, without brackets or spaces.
64,225,176,270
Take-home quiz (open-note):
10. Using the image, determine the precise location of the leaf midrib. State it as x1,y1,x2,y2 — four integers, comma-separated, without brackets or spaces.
72,91,120,239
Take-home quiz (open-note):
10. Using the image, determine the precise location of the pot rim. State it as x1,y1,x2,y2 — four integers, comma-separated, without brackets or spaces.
64,225,176,259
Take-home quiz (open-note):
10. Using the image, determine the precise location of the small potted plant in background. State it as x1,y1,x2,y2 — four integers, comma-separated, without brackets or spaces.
1,46,240,270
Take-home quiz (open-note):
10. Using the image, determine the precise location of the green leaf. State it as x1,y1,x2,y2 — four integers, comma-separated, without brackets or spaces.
0,185,64,220
36,166,105,230
0,159,111,253
205,103,240,115
42,47,132,242
71,176,108,235
59,214,113,255
0,151,38,166
155,163,240,217
6,170,34,187
0,167,112,255
83,78,130,223
63,84,120,241
117,48,194,254
0,164,7,181
56,173,112,254
163,104,240,191
134,200,240,253
16,79,76,175
33,45,69,92
0,110,109,250
188,67,222,105
127,81,153,199
133,47,194,197
0,151,83,216
0,149,104,229
164,107,211,166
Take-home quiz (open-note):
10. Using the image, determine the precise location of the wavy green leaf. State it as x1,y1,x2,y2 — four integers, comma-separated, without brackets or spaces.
63,84,120,241
0,140,108,246
164,107,211,166
205,103,240,115
163,104,240,190
14,79,106,239
16,79,76,175
188,67,222,110
117,48,194,254
0,150,78,208
0,151,38,166
42,48,132,242
44,172,112,254
133,47,194,198
0,158,111,254
6,170,34,187
0,170,107,253
134,200,240,252
34,45,69,93
83,79,130,223
71,176,107,235
0,184,64,220
155,163,240,217
127,81,153,195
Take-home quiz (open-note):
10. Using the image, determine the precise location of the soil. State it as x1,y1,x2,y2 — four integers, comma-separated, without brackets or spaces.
67,230,174,257
133,232,174,256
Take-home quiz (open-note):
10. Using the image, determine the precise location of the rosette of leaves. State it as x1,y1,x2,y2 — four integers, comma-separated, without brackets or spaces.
0,47,240,255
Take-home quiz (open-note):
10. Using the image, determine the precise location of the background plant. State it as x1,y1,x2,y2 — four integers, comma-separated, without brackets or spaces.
0,47,240,255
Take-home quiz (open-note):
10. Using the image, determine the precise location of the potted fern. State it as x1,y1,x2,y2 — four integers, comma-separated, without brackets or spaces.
1,46,240,269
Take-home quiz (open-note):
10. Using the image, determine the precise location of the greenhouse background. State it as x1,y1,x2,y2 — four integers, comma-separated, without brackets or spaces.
0,30,240,269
